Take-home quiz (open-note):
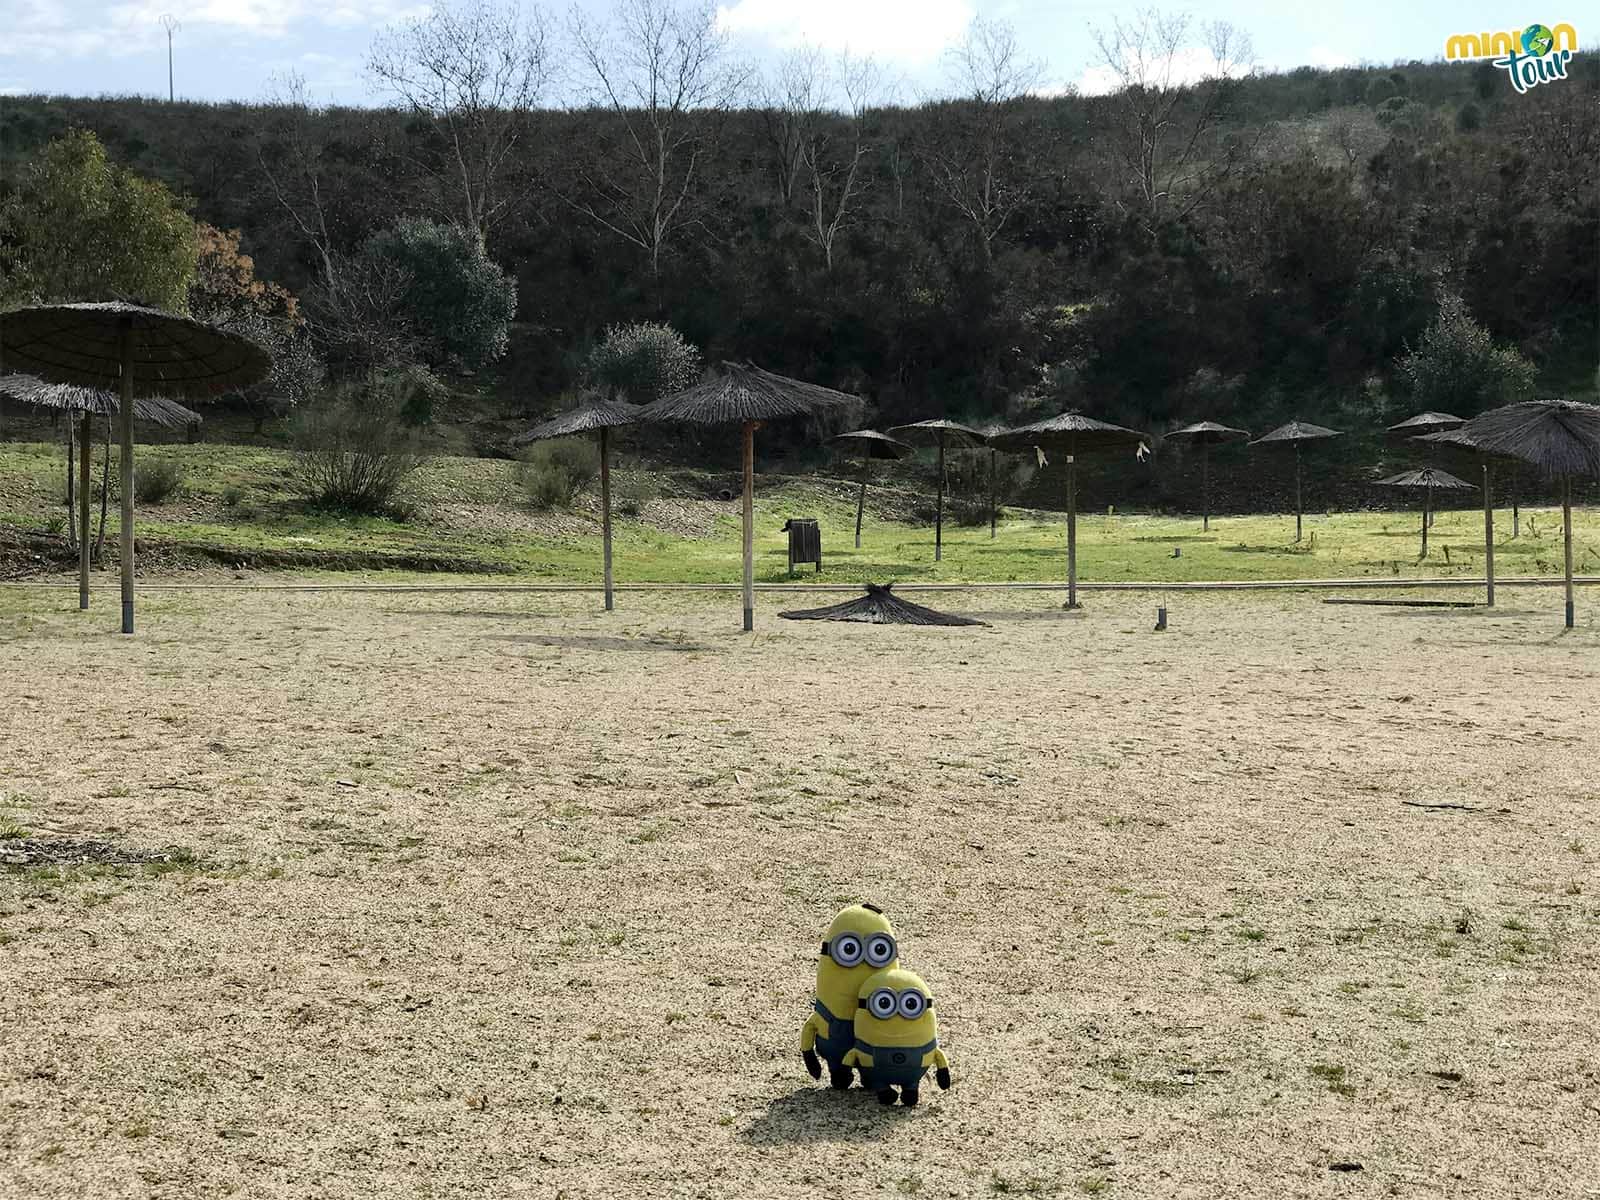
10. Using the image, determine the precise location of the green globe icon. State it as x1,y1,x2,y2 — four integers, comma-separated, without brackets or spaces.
1522,24,1555,55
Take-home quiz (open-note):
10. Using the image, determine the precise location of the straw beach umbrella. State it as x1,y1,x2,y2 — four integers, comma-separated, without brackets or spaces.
0,372,201,611
515,397,642,612
1,302,270,634
828,430,912,549
1387,411,1464,438
1165,421,1249,531
991,412,1149,610
1414,426,1516,606
1374,467,1475,559
887,419,987,562
1459,399,1600,628
1248,421,1343,542
641,362,861,632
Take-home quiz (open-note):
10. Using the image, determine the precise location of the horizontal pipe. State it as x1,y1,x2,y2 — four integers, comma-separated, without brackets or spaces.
2,576,1596,595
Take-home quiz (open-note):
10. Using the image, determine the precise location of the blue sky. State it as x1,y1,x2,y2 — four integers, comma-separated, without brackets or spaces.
0,0,1564,103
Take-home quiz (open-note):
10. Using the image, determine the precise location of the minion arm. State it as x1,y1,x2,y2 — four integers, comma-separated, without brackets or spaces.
843,1047,873,1069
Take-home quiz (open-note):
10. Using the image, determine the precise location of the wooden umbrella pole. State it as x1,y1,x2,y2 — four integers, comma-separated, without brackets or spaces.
600,426,614,612
65,419,76,550
1202,442,1210,533
1294,443,1303,543
1563,476,1574,629
118,323,135,635
1420,485,1430,559
934,434,945,562
1066,453,1079,610
989,448,997,539
1482,461,1495,608
742,421,755,632
855,456,868,549
78,411,91,610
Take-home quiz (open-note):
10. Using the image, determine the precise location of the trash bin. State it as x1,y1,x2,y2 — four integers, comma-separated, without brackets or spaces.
782,518,821,576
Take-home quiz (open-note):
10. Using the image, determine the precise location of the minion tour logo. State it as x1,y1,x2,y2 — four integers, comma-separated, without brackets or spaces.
1444,22,1578,93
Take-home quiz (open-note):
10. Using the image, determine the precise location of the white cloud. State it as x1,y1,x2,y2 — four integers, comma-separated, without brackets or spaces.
717,0,973,65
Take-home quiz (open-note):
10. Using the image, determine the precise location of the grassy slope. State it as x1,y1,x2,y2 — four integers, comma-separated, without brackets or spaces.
2,440,1597,585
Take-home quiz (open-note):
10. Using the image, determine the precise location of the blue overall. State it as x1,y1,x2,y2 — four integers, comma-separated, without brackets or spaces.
813,1000,855,1068
855,1038,937,1090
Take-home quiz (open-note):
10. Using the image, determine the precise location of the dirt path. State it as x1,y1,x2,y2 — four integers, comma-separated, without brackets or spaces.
1,587,1596,1198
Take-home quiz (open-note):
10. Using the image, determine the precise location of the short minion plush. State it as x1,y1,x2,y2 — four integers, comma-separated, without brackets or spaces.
800,904,897,1088
842,967,951,1107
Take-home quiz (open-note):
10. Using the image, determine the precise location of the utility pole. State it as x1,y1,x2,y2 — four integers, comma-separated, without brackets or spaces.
159,14,180,102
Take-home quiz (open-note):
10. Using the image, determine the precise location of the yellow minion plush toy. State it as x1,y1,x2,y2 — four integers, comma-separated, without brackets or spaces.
842,967,951,1106
800,903,897,1088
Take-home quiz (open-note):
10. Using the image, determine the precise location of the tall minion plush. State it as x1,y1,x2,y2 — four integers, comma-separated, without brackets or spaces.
801,904,898,1088
843,967,951,1107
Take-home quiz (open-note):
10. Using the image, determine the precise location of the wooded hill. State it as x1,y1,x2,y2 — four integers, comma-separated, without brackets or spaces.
1,53,1595,446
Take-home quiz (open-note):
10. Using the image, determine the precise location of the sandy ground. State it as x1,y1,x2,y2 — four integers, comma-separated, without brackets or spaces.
1,584,1597,1200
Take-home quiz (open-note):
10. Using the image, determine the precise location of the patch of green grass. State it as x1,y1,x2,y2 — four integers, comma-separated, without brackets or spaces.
1307,1062,1356,1098
1077,1177,1111,1196
6,440,1597,586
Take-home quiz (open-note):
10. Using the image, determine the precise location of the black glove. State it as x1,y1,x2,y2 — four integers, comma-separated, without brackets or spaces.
935,1067,951,1090
803,1049,822,1080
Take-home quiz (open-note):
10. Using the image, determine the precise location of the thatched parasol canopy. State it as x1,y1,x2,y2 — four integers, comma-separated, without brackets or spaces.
1387,411,1464,437
779,583,986,627
513,397,645,612
1375,467,1477,491
1166,421,1249,531
513,397,642,445
1167,420,1250,445
2,301,271,634
1458,399,1600,480
0,372,201,429
829,429,911,460
1459,399,1600,627
1,301,271,400
990,411,1148,453
642,362,861,631
643,361,860,426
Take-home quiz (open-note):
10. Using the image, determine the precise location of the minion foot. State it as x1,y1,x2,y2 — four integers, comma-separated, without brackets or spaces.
901,1087,920,1108
828,1064,853,1090
876,1087,898,1106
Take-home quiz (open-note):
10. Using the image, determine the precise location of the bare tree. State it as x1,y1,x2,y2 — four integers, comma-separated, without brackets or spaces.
368,0,552,241
1090,9,1255,229
760,45,824,208
563,0,748,277
256,72,342,290
800,53,885,273
920,17,1044,265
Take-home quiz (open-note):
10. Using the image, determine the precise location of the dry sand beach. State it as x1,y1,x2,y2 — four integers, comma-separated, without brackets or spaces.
2,585,1597,1198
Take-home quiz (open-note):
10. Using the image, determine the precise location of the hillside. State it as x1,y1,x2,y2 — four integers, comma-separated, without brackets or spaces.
2,55,1594,442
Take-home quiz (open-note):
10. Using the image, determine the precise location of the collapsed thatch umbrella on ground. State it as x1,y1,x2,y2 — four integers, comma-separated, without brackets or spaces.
0,302,270,634
515,398,642,613
1459,399,1600,629
1248,421,1344,543
828,430,911,549
887,419,987,562
0,372,201,611
991,412,1150,610
1374,467,1475,560
1166,421,1249,532
779,582,985,626
641,362,861,632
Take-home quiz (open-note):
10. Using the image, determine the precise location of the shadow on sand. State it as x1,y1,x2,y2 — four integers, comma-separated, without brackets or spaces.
481,633,715,652
739,1085,918,1146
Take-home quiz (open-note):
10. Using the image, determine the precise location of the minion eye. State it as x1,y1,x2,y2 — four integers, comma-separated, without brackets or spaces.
864,934,896,967
868,988,898,1018
830,934,864,966
897,990,927,1019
